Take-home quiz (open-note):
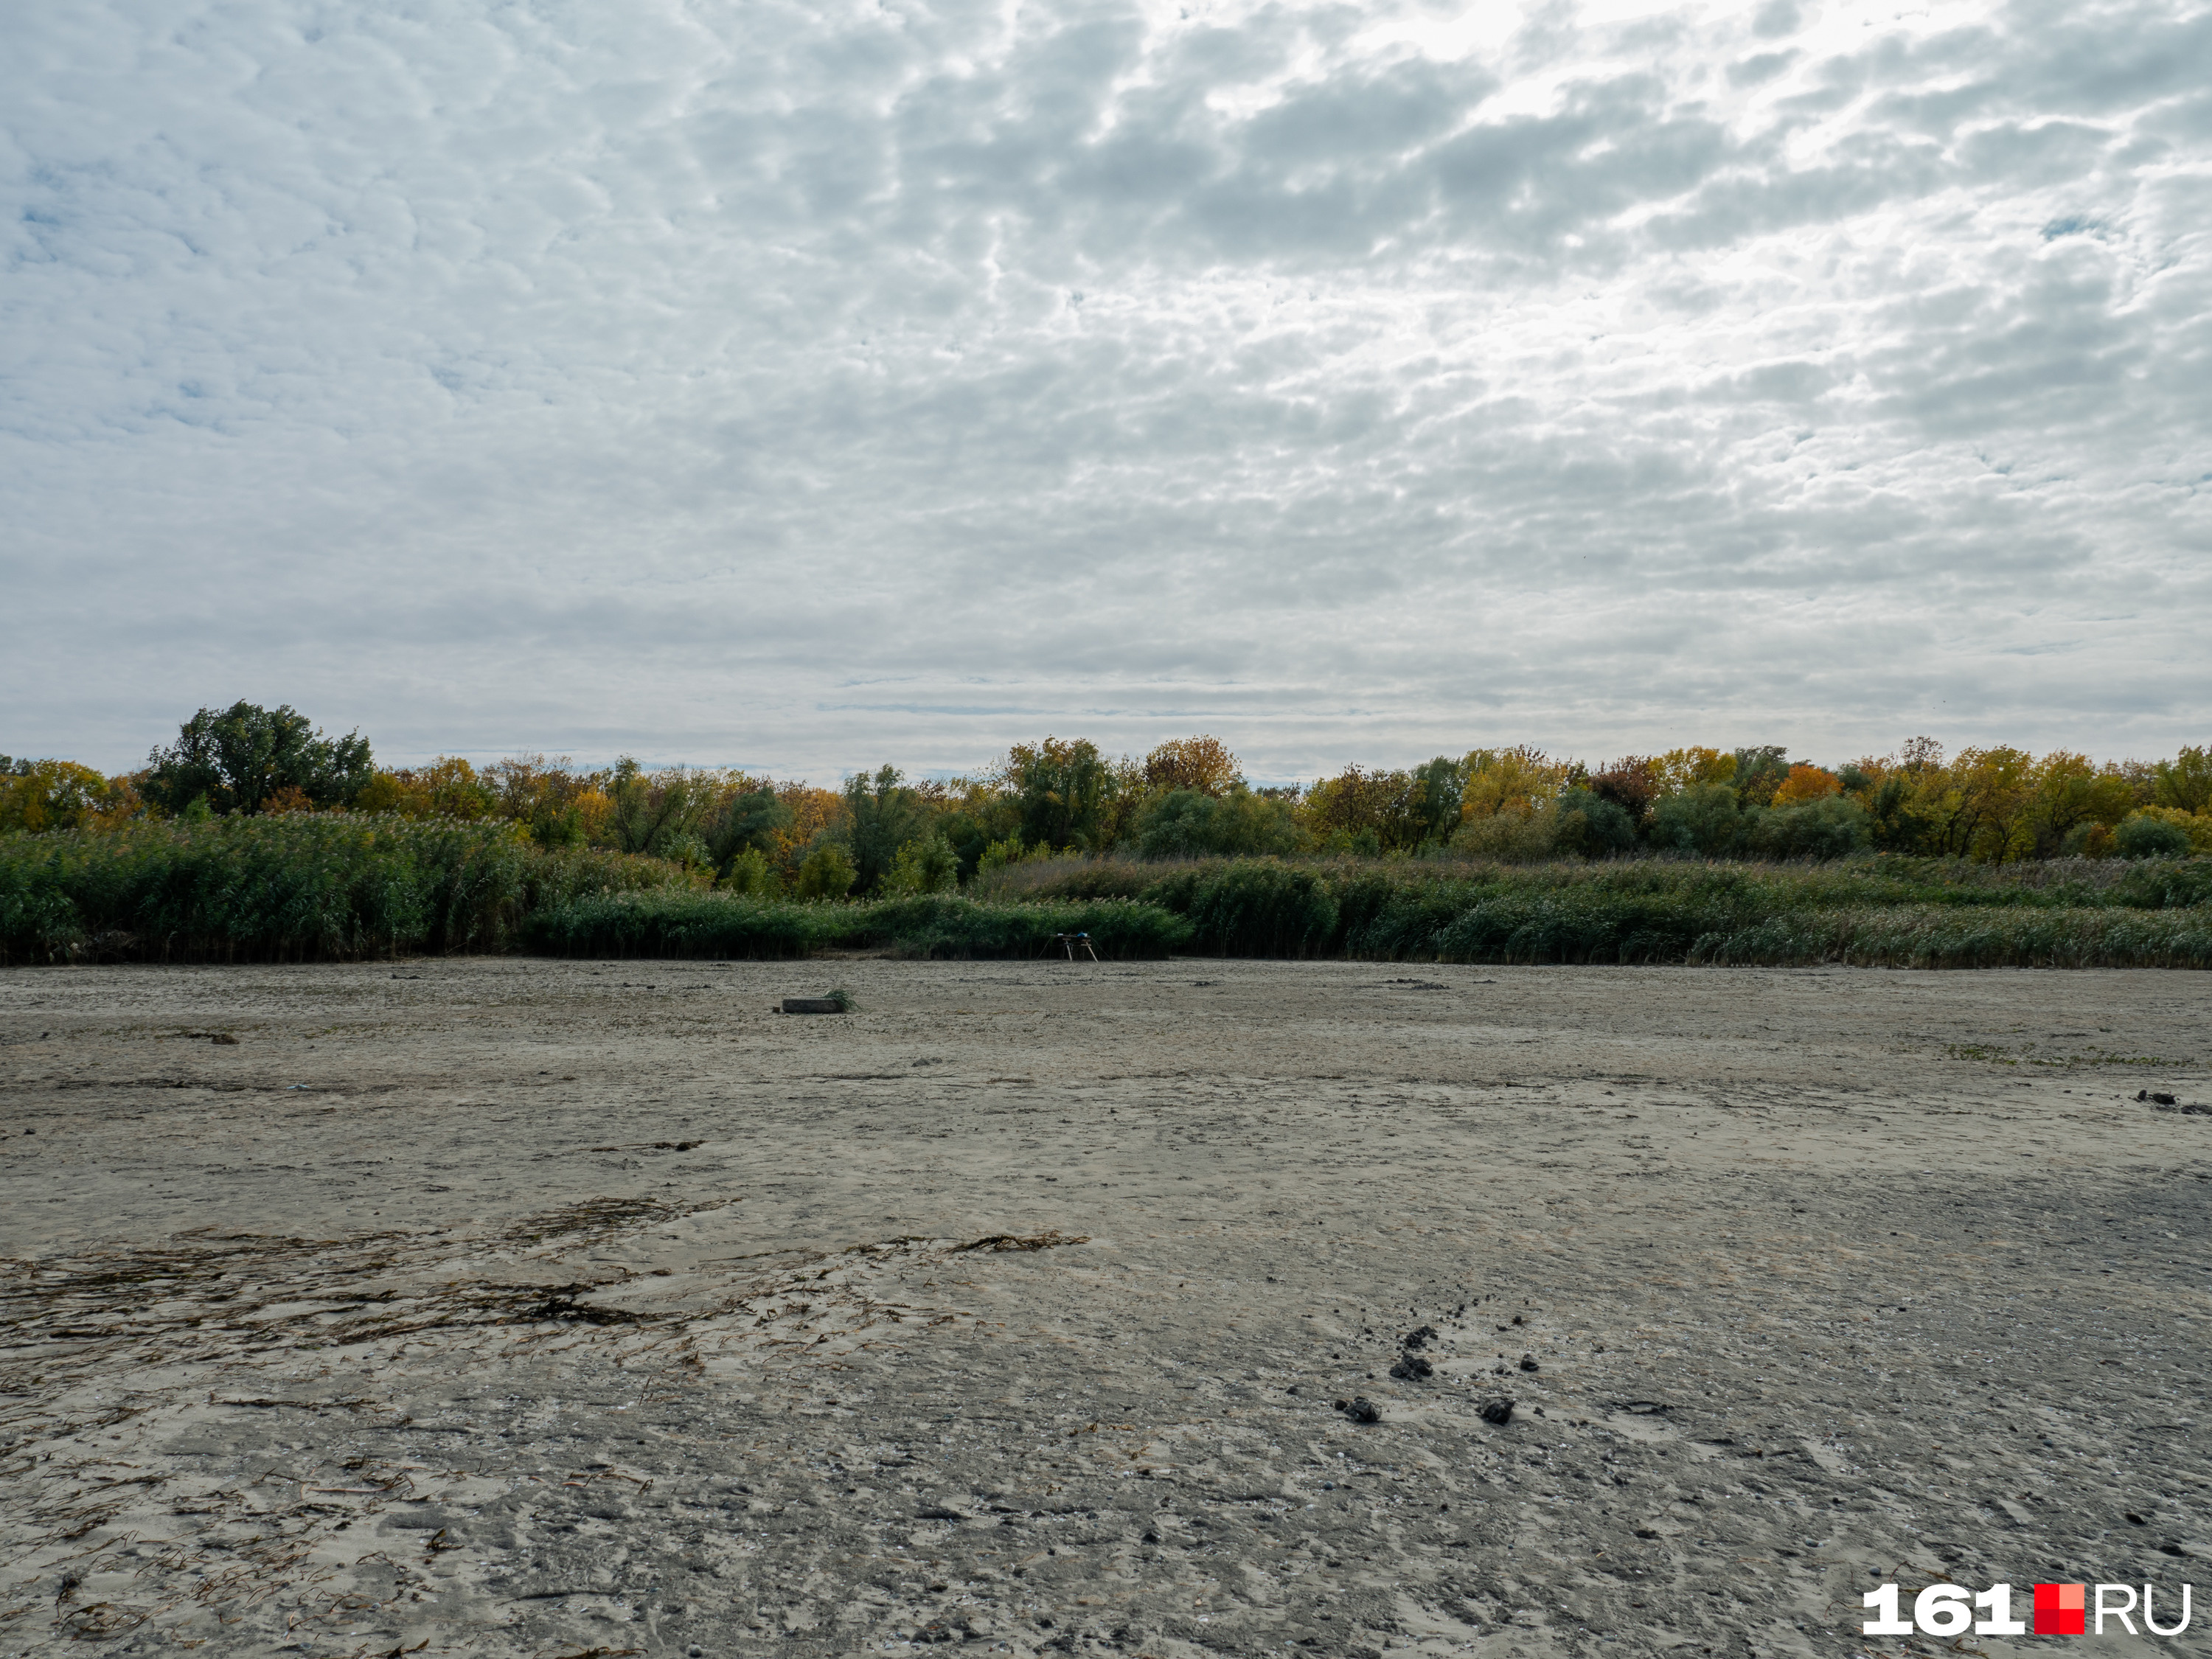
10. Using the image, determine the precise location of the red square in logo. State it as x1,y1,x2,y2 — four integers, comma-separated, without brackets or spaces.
2034,1583,2086,1635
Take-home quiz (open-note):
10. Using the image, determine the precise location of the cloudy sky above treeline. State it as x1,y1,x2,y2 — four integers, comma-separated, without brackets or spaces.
5,0,2207,783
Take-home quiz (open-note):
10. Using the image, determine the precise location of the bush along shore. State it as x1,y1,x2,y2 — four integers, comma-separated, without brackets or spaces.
4,818,2210,968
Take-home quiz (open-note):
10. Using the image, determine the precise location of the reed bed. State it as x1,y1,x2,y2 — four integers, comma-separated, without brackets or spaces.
972,854,2212,966
0,816,696,964
519,889,1193,960
4,824,2205,967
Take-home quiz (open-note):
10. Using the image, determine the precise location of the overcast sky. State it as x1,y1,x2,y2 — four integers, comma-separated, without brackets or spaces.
4,0,2207,783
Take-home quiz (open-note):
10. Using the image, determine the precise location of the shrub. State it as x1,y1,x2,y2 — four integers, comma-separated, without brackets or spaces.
1551,789,1636,858
2107,859,2212,910
1449,808,1557,862
2073,822,2117,859
2132,807,2212,855
883,833,960,896
2115,812,2194,860
1136,791,1218,858
1744,796,1871,860
793,844,857,900
720,846,782,897
975,835,1029,880
1135,788,1299,858
1649,783,1742,855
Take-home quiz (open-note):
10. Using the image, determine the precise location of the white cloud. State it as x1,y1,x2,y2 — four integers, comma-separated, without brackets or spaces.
2,0,2207,781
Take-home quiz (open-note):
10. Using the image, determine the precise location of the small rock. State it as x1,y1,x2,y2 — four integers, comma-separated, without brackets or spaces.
2140,1090,2178,1106
1401,1324,1439,1350
1520,1354,1540,1372
1338,1397,1382,1424
1480,1399,1515,1426
1389,1354,1434,1382
2126,1512,2148,1524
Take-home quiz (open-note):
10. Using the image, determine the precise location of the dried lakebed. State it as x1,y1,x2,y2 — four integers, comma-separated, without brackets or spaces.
2,959,2209,1658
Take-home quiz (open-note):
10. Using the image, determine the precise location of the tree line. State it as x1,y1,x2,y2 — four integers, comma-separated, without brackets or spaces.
4,702,2208,894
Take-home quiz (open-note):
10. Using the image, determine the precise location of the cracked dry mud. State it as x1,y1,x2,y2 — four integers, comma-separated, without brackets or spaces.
2,959,2208,1659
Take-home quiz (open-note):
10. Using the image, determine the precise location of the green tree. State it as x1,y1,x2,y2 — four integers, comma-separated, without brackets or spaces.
1001,738,1118,852
933,779,1023,882
607,759,711,858
1141,736,1241,797
142,703,372,816
705,787,794,880
2154,747,2212,815
841,765,928,894
1301,765,1424,852
0,758,129,833
1408,757,1467,846
1730,746,1790,809
2025,752,2135,859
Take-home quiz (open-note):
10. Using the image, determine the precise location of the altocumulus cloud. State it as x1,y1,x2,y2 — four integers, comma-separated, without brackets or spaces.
2,0,2207,779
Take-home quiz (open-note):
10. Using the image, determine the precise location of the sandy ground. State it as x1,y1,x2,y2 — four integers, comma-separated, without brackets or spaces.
2,958,2209,1659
